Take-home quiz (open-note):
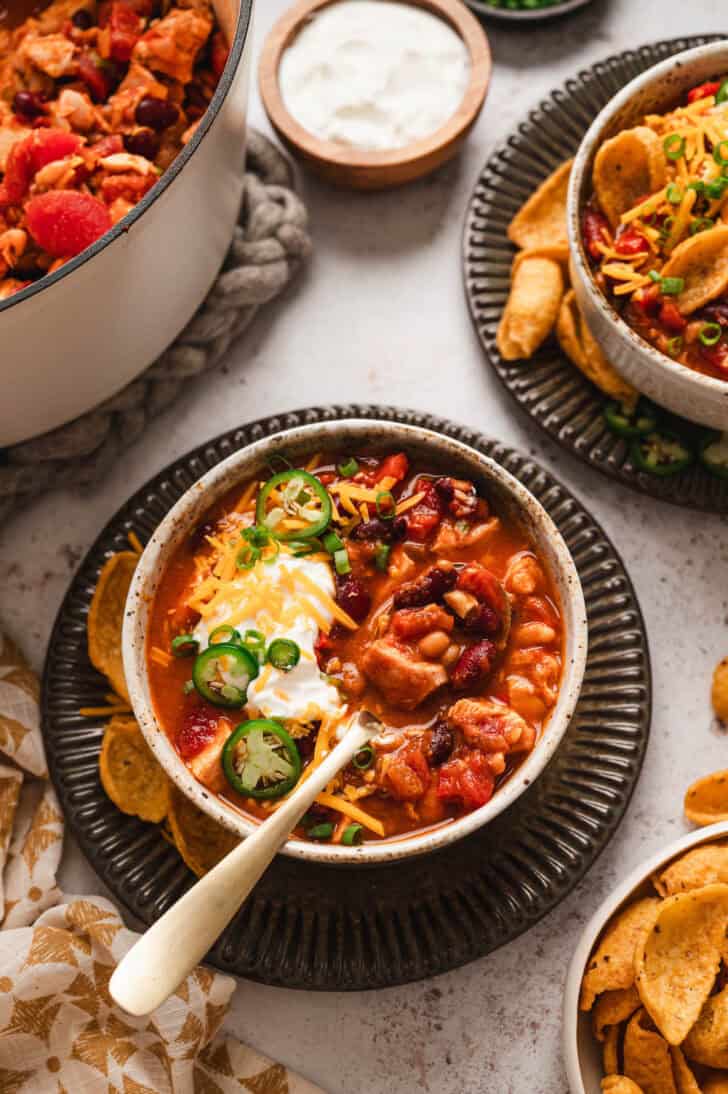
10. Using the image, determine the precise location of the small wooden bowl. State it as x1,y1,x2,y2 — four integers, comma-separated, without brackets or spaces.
259,0,492,190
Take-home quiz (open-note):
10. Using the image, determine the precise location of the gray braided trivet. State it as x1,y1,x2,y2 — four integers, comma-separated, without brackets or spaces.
0,130,311,523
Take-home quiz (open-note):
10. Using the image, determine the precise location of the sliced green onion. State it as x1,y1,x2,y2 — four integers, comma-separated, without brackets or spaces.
209,625,242,647
663,133,686,160
707,178,728,199
666,335,684,356
700,322,723,346
342,823,363,846
690,216,714,235
307,822,334,840
333,547,351,576
267,638,301,672
183,679,195,695
659,215,675,237
375,490,395,520
288,537,322,557
242,629,266,662
717,79,728,104
688,180,706,194
337,458,359,478
171,634,199,657
648,269,662,283
236,541,260,569
374,544,391,572
323,531,344,554
666,182,683,204
660,277,685,295
713,139,728,167
353,744,375,770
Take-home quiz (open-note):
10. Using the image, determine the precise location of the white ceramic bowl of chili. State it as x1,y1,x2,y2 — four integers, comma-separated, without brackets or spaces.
122,419,588,865
568,41,728,430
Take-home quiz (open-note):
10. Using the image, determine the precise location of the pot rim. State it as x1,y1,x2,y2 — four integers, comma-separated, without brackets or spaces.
0,0,254,317
563,819,728,1094
567,41,728,401
121,418,588,866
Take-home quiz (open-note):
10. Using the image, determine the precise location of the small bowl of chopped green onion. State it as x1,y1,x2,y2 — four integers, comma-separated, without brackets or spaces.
466,0,593,21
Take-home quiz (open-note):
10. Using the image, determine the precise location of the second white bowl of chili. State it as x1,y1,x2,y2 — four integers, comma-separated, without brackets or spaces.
122,419,588,864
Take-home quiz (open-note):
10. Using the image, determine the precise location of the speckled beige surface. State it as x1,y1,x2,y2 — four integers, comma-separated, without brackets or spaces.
1,0,727,1090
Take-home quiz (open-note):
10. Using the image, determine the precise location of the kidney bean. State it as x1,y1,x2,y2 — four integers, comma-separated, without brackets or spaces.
426,722,454,766
350,515,407,543
135,96,179,131
71,8,94,26
13,91,45,121
701,301,728,326
450,640,497,691
124,128,159,160
463,602,500,637
336,575,371,623
392,564,457,609
582,207,610,260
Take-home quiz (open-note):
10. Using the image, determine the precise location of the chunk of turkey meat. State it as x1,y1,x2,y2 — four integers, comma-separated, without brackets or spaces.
447,698,536,754
361,640,447,710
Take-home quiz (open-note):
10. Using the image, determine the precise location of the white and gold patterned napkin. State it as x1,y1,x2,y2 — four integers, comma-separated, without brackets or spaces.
0,630,325,1094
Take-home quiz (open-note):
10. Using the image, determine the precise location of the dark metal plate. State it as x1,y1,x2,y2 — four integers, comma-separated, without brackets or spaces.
42,405,651,990
463,35,728,513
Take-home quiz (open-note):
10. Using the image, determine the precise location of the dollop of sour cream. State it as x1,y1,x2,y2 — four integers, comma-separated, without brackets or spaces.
278,0,471,152
192,554,345,723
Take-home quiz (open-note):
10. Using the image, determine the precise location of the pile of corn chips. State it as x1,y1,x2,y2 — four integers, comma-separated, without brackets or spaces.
496,159,637,409
581,849,728,1093
87,549,239,877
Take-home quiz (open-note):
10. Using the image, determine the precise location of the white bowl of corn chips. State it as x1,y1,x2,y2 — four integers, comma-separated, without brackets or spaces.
567,42,728,430
564,821,728,1094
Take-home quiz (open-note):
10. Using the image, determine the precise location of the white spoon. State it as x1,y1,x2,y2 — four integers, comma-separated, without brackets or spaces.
109,710,380,1016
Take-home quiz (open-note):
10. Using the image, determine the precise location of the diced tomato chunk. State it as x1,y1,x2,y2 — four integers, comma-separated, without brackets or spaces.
632,284,661,317
437,751,495,810
79,51,111,101
701,339,728,375
614,225,649,256
210,29,228,79
177,704,219,759
108,1,143,61
374,451,409,484
582,207,610,259
385,746,430,802
659,299,687,333
26,190,112,257
0,129,82,205
688,81,720,104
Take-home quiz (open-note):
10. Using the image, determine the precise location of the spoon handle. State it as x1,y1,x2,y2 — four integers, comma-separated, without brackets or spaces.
109,717,373,1016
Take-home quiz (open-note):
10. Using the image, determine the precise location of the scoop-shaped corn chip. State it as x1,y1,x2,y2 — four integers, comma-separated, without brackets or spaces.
602,1078,646,1094
713,658,728,722
623,1009,677,1094
704,1076,728,1094
508,159,573,249
512,244,570,270
684,772,728,826
556,290,638,406
594,987,642,1041
660,225,728,314
99,717,169,823
656,843,728,896
634,884,728,1044
88,550,137,703
496,254,564,361
580,897,660,1011
604,1024,622,1075
167,784,239,878
683,987,728,1069
670,1046,702,1094
593,127,667,228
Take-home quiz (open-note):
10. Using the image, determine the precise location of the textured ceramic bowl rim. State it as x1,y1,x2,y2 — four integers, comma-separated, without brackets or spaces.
258,0,491,188
563,819,728,1093
567,42,728,408
0,0,253,317
122,418,587,866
